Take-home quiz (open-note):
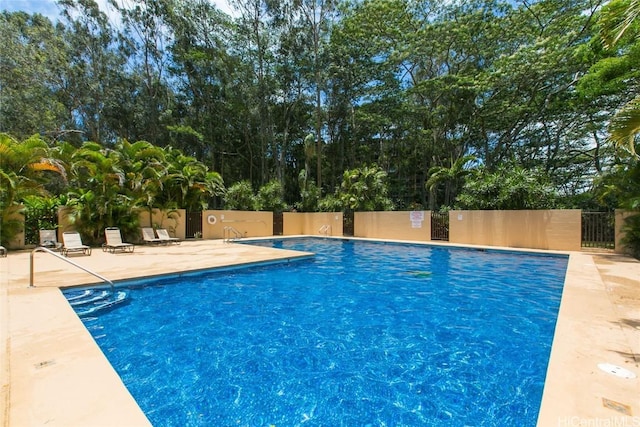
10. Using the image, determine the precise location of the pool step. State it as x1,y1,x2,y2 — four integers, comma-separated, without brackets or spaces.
69,290,110,306
65,289,128,317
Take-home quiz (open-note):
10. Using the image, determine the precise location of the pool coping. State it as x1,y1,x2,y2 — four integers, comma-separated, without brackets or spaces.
1,237,639,426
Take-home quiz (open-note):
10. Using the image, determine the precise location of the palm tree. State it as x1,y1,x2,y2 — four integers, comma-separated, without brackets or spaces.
162,147,225,212
66,141,136,243
600,0,640,156
338,164,394,211
115,139,168,225
425,155,477,209
609,99,640,157
600,0,640,48
0,133,66,245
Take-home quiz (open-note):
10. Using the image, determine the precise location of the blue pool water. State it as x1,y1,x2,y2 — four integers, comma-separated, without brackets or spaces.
65,238,567,426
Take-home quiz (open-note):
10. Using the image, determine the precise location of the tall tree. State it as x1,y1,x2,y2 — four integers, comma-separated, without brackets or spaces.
0,12,68,139
58,0,130,144
109,0,174,145
299,0,337,192
232,0,278,184
598,0,640,156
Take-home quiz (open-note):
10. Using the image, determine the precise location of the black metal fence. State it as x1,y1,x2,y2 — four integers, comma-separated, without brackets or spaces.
582,211,615,249
185,211,203,238
273,212,283,236
431,211,449,241
343,211,354,236
24,207,58,245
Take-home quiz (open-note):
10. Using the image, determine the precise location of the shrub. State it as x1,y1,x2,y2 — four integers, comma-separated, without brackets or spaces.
224,181,257,210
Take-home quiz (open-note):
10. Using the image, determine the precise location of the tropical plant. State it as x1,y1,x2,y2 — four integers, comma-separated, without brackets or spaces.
334,164,394,212
161,147,225,212
256,180,287,212
21,195,62,245
295,170,320,212
63,142,128,243
455,165,558,210
621,213,640,258
317,193,343,212
595,157,640,257
0,134,66,245
224,180,257,210
425,155,477,209
598,0,640,156
116,139,168,225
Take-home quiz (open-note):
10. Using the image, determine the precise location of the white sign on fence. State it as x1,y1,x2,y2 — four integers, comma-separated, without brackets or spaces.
410,211,424,228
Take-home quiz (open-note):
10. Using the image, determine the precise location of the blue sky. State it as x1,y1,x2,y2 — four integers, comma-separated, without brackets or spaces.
1,0,235,21
1,0,63,21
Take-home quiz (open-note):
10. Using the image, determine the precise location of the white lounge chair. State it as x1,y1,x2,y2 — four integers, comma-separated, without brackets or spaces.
61,232,92,256
156,229,181,245
39,229,62,251
141,227,163,244
103,227,135,253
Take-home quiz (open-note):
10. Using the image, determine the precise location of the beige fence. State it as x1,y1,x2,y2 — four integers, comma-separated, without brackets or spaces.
283,212,343,236
615,209,635,255
352,210,583,251
202,210,273,239
137,209,187,239
448,210,582,251
4,208,634,254
354,211,431,242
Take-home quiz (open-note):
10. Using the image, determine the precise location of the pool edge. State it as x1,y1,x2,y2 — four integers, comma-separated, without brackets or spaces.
3,238,639,426
536,252,640,426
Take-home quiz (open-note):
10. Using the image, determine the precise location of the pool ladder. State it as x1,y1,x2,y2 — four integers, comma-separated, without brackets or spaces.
30,246,114,293
319,224,331,236
223,226,243,242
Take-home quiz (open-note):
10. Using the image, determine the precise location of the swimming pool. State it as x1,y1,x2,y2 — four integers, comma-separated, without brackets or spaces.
64,238,567,426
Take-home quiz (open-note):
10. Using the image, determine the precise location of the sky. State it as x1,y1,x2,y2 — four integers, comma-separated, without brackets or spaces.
0,0,236,21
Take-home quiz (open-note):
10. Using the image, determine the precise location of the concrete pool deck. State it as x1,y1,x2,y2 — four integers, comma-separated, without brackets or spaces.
1,238,638,426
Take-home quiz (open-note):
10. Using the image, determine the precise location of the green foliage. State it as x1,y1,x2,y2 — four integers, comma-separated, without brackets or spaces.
0,12,68,139
621,213,640,259
224,181,257,211
22,195,61,244
160,147,225,212
590,0,640,156
0,133,225,244
296,170,320,212
317,194,343,212
256,180,287,212
426,155,477,209
2,0,638,213
455,165,558,210
63,188,140,245
0,133,66,245
0,207,23,248
594,158,640,209
334,164,394,212
595,157,640,258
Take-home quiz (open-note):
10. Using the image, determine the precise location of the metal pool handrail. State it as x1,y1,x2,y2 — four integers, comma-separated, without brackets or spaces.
319,224,331,236
30,246,114,292
223,226,243,242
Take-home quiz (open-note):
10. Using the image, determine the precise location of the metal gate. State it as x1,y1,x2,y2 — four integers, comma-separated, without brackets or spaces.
431,211,449,241
273,212,283,236
24,206,58,245
582,211,615,249
185,211,203,238
343,211,354,236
